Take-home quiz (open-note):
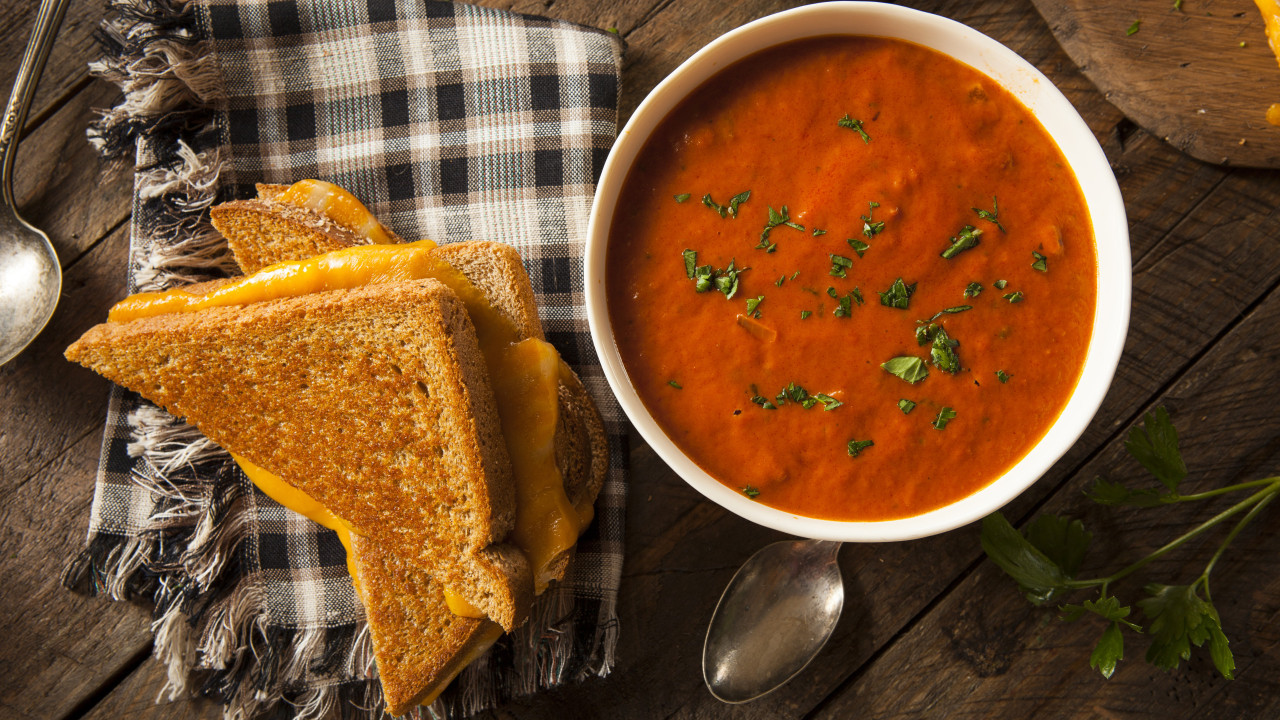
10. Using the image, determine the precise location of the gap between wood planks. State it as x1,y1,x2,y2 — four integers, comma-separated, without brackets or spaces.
61,644,155,720
797,201,1280,720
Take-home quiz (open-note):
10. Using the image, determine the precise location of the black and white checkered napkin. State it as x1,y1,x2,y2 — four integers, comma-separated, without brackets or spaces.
65,1,625,717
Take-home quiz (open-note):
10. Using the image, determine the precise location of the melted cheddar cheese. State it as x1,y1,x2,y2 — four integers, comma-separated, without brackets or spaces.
109,241,587,616
277,179,398,244
1258,0,1280,125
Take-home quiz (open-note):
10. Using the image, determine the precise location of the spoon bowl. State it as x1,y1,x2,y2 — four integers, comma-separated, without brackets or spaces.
703,539,843,703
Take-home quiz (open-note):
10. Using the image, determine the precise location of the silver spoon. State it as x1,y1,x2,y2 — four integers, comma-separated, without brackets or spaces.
0,0,72,366
703,538,844,703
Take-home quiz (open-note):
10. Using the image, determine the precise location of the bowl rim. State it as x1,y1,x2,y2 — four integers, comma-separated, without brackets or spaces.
585,1,1131,542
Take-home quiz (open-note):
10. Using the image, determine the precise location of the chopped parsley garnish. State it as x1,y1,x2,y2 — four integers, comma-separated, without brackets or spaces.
994,279,1008,290
1126,20,1140,36
829,254,853,278
847,438,874,457
745,295,765,318
827,286,856,318
812,228,827,237
847,237,870,257
861,201,885,238
927,305,973,322
932,407,957,430
995,370,1011,383
1004,290,1025,303
775,275,785,287
685,250,749,299
916,322,938,346
882,356,929,384
668,380,682,389
800,310,812,319
973,196,1007,233
941,225,983,259
750,392,777,409
930,326,961,374
837,114,871,143
757,205,805,251
703,190,750,218
1032,251,1049,272
814,393,842,411
964,282,983,298
878,277,916,309
898,399,916,414
776,382,808,406
741,485,760,499
674,193,691,203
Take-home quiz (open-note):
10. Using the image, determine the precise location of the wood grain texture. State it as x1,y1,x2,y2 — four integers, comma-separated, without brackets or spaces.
1031,0,1280,167
6,0,1280,719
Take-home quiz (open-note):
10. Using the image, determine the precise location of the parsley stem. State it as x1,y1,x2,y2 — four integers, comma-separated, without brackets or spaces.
1198,482,1280,601
1167,476,1280,503
1079,482,1280,592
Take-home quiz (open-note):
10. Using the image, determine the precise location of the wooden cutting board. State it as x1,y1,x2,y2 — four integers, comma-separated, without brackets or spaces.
1031,0,1280,167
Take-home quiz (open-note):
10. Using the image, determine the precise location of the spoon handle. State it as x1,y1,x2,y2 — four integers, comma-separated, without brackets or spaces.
0,0,73,212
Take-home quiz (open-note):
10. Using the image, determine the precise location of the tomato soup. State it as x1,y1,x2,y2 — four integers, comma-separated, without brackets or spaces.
606,36,1097,521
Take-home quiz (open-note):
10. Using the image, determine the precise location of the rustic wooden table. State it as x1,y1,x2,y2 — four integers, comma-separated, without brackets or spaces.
3,0,1279,718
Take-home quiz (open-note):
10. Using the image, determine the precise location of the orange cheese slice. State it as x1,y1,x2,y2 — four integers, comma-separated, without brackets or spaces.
277,179,398,244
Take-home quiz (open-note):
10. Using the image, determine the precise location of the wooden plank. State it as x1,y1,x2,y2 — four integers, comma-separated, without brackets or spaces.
79,658,222,720
1031,0,1280,168
811,277,1280,719
0,0,115,130
13,79,131,268
0,222,157,720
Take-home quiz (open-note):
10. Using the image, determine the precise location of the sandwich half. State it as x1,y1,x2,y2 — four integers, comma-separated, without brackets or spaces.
68,183,608,714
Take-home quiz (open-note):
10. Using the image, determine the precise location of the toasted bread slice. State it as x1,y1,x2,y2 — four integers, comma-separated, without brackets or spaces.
209,182,404,273
66,279,532,630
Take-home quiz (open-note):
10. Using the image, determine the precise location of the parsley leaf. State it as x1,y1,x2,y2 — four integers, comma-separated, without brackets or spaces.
728,190,751,218
742,485,761,499
1032,251,1049,272
702,193,727,218
1139,583,1234,678
980,512,1073,604
973,196,1007,233
758,205,804,251
847,237,870,257
861,201,885,238
745,295,765,318
898,399,916,414
878,277,916,309
1085,477,1165,507
927,305,973,322
847,438,874,457
1127,19,1141,36
941,225,983,259
1124,407,1188,493
1025,514,1091,578
964,282,983,298
829,254,853,278
1004,291,1025,303
800,310,812,319
932,406,957,429
930,326,961,374
995,369,1011,383
750,393,776,410
812,228,827,237
881,356,929,384
674,193,691,203
915,322,938,346
683,248,697,279
668,380,682,389
837,114,871,143
814,393,842,411
994,279,1008,290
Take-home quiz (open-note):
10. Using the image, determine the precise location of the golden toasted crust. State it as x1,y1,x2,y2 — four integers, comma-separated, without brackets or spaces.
65,279,531,630
350,533,503,716
210,197,405,273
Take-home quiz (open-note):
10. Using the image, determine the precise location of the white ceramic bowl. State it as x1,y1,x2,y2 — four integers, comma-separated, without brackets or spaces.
585,2,1130,542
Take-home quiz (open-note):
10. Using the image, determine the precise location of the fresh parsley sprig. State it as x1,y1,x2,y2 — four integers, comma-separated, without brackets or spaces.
981,407,1280,681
